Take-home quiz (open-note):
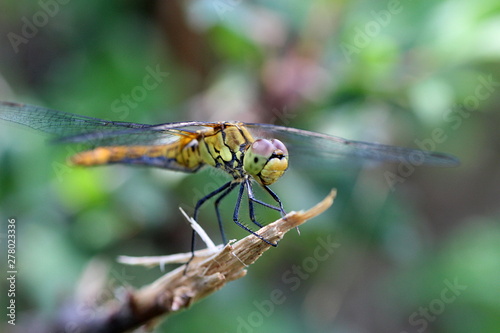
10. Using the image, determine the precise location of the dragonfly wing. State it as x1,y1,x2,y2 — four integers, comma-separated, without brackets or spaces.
56,122,214,147
0,101,153,137
0,102,219,172
245,123,460,168
0,102,210,147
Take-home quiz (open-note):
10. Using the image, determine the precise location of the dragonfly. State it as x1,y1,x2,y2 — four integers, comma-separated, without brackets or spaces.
0,101,459,252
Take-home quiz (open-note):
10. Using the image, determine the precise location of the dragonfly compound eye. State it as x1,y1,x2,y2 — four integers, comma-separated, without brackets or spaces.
243,139,289,185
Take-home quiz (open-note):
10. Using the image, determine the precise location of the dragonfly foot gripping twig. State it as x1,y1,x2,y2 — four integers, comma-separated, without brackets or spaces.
46,189,336,333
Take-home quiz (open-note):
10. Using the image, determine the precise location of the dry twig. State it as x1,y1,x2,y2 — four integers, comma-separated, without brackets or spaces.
52,189,336,333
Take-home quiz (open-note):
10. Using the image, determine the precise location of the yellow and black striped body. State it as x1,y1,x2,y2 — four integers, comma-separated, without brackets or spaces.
197,122,255,180
70,122,255,178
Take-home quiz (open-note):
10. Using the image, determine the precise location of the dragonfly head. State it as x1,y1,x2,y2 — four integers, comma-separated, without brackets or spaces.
243,139,288,185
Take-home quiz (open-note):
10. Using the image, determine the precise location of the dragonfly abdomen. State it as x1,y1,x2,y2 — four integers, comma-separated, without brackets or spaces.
70,140,205,173
70,146,156,166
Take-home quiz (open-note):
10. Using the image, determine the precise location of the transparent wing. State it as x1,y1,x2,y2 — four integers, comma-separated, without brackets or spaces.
0,101,212,147
245,123,460,168
0,102,460,167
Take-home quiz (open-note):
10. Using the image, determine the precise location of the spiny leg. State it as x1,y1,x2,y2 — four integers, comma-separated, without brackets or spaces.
246,180,263,228
245,178,285,217
193,180,233,222
233,181,277,247
262,184,287,217
214,181,239,245
186,181,233,273
261,182,296,234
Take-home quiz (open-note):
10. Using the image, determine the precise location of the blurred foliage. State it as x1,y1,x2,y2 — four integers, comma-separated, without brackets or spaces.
0,0,499,332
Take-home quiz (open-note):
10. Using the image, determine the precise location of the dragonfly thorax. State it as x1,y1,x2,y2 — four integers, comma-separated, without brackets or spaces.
198,124,252,180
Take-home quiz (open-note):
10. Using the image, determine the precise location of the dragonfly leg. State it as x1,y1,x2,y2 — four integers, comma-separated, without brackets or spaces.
245,180,264,228
233,182,277,247
262,184,286,217
262,183,296,235
193,180,233,222
214,181,240,245
186,180,233,274
245,178,285,216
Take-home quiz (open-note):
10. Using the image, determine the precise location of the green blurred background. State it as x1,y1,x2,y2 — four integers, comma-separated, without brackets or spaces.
1,0,499,332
